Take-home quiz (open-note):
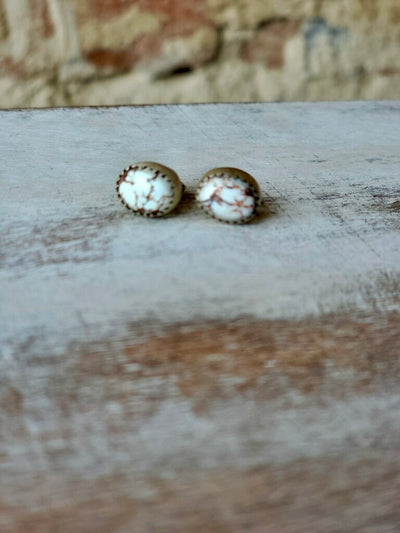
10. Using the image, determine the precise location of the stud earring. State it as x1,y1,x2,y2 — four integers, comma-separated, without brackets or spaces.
116,162,184,217
196,167,261,224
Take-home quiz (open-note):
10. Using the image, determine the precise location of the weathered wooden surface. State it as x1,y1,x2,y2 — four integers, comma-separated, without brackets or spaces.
0,102,400,532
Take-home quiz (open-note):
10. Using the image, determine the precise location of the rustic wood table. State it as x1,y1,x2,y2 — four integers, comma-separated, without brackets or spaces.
1,102,400,532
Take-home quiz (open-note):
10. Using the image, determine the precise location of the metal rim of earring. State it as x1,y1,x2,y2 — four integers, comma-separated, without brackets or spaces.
116,161,184,218
196,167,262,224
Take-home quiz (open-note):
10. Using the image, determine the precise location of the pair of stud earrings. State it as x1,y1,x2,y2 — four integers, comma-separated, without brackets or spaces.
116,161,262,224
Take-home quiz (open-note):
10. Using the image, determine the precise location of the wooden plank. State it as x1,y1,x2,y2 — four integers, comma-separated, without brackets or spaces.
1,102,400,532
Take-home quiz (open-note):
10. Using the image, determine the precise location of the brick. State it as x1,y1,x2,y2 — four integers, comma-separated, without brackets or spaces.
87,0,211,34
390,5,400,24
241,19,299,69
78,0,217,74
85,34,160,72
81,0,212,38
74,2,162,49
0,0,8,41
88,0,137,20
0,57,26,79
28,0,55,39
0,0,400,107
138,0,211,36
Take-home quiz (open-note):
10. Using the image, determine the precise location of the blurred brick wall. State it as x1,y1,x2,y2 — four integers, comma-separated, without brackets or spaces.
0,0,399,108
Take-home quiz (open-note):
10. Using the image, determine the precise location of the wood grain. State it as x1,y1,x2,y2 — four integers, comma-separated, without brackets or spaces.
1,102,400,532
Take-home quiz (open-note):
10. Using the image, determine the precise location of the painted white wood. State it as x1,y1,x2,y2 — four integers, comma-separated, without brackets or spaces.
1,102,400,358
0,103,399,530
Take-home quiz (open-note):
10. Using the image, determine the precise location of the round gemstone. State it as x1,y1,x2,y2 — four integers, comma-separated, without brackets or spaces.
196,168,261,223
116,162,183,217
